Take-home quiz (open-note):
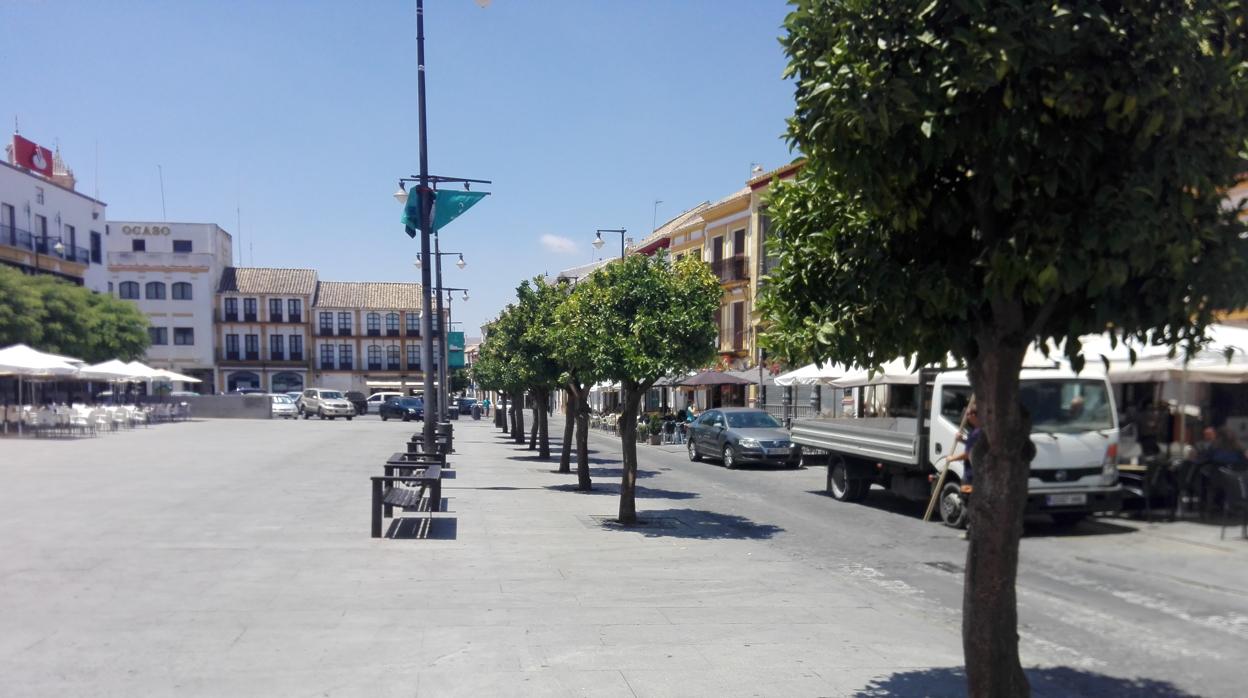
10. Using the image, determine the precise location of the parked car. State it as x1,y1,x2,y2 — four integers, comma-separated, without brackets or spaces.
687,407,797,469
457,397,478,415
170,390,200,398
366,392,404,413
231,387,267,395
379,396,424,421
344,391,368,415
298,388,356,420
285,391,303,402
269,394,298,419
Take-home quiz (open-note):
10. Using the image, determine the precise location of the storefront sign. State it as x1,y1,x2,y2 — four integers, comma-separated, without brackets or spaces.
121,225,172,236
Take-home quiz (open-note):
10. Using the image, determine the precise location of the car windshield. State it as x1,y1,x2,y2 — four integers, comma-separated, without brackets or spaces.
321,391,344,400
397,398,423,407
1019,379,1115,434
725,411,782,429
271,396,292,404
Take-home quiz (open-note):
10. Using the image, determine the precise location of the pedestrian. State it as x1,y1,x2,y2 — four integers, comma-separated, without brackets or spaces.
482,397,491,417
948,399,981,538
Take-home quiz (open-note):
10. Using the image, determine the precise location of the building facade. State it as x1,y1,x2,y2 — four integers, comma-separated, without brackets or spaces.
215,267,317,394
309,281,430,394
1,139,108,290
107,221,233,386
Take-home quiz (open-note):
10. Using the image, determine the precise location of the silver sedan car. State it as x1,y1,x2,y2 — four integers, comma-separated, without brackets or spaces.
687,407,798,468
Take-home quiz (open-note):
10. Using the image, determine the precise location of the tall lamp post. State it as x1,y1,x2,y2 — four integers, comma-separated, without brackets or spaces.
415,245,466,423
392,0,490,451
438,287,469,420
592,228,628,260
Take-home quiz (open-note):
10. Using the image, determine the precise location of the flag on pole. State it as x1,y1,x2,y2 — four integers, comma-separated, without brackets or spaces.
401,188,489,235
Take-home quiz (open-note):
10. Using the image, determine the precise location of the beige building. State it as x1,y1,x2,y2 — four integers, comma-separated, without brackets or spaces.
215,267,317,394
310,281,434,395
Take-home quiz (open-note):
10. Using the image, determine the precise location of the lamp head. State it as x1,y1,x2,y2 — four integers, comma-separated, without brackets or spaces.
462,290,470,302
393,183,408,204
413,255,422,270
53,240,65,254
456,254,466,270
592,232,605,250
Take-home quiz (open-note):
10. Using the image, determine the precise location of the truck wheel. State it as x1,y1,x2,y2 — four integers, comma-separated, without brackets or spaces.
827,456,852,500
939,480,968,529
1051,512,1087,528
688,440,701,462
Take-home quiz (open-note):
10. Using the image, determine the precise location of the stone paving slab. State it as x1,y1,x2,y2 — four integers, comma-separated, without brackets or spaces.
0,417,987,696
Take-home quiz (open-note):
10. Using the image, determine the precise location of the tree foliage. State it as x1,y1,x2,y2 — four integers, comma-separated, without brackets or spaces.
0,266,149,361
763,2,1248,696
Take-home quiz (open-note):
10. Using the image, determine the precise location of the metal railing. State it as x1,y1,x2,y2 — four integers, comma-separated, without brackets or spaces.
1,225,90,265
711,255,749,283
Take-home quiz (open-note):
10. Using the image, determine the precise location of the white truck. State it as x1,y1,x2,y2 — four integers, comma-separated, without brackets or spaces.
790,366,1122,527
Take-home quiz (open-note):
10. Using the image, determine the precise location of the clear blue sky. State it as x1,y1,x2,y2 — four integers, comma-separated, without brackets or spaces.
2,0,796,333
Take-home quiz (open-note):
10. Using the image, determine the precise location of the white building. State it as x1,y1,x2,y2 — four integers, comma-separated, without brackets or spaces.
106,221,233,387
1,138,109,290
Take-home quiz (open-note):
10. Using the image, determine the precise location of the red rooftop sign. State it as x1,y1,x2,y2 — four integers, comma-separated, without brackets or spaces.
12,135,52,177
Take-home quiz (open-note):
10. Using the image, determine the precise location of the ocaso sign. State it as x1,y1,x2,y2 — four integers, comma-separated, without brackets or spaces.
121,225,171,236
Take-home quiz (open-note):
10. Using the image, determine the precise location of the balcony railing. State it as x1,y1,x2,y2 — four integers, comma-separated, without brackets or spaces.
338,362,353,370
386,329,400,337
245,352,259,361
270,314,283,323
2,225,91,265
320,361,335,370
337,328,352,337
318,327,334,336
406,328,420,337
289,314,302,323
225,351,240,361
271,352,285,361
367,329,381,336
243,313,257,322
712,255,749,283
223,312,239,322
368,363,383,371
289,352,303,361
387,363,401,371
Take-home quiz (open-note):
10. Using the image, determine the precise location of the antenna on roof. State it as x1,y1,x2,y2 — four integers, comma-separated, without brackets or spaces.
157,164,167,219
750,162,764,176
652,199,663,231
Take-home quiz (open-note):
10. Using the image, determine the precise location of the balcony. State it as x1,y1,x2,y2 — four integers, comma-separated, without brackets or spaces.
712,256,749,283
107,249,216,269
245,352,259,361
225,351,240,361
289,314,302,323
368,363,383,371
243,313,257,323
320,361,335,370
318,327,334,336
222,312,239,322
387,363,401,371
270,314,283,324
2,225,91,266
289,352,303,361
386,329,400,337
271,352,285,361
337,328,352,337
338,362,353,371
406,329,420,337
367,329,381,337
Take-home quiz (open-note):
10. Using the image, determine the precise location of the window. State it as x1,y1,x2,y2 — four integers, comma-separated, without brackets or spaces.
271,372,303,393
320,344,335,369
108,281,114,295
224,297,238,321
35,186,44,204
244,334,259,360
148,327,168,345
319,311,333,334
65,225,76,259
173,327,194,346
243,298,257,322
172,239,193,253
338,311,351,333
287,299,301,323
270,334,284,360
269,298,283,322
289,334,303,360
132,239,146,252
172,282,192,300
145,281,166,299
90,231,102,264
940,386,974,425
386,312,400,336
387,345,401,370
225,334,240,360
407,343,420,369
119,281,140,299
406,312,420,335
338,344,353,370
367,312,381,335
368,344,382,370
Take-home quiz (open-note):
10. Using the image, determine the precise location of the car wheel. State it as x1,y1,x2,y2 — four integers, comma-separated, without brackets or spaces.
318,408,325,420
722,445,736,469
402,414,410,422
346,416,353,421
381,413,389,421
688,439,701,462
302,409,309,420
939,480,968,529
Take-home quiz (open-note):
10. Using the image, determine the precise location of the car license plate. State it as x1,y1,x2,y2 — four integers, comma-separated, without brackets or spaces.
1045,493,1087,507
768,447,790,456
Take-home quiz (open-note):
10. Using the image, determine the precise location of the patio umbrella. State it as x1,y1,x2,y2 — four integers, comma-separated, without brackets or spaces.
678,371,755,386
77,359,147,381
0,344,82,434
151,369,202,383
773,362,848,387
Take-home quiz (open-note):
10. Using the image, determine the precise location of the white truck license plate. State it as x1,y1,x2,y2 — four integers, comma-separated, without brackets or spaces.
1045,493,1087,507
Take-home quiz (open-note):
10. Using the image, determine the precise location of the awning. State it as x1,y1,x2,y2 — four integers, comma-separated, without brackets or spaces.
366,380,412,388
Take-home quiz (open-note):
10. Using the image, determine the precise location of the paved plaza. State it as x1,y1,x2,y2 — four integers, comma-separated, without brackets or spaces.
1,415,1244,697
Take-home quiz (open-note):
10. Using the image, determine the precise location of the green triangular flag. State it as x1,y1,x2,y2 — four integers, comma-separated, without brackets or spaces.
432,190,488,232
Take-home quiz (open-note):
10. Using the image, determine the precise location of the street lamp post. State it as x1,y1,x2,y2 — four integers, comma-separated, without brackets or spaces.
438,286,470,420
592,228,627,260
423,239,466,423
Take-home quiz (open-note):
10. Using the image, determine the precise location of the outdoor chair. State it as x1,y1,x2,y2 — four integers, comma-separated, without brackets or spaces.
1212,466,1248,540
1142,456,1179,522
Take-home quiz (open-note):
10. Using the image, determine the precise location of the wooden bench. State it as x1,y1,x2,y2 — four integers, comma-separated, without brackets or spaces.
389,450,447,468
370,463,442,538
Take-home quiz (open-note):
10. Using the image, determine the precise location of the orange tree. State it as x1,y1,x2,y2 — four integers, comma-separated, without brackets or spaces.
763,2,1248,695
561,253,720,524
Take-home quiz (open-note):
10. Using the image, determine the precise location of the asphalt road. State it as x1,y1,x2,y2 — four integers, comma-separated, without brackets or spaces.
548,415,1248,698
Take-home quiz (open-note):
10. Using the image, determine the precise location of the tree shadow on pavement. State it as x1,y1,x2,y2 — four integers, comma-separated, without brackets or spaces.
544,483,699,500
853,666,1199,697
599,508,783,540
